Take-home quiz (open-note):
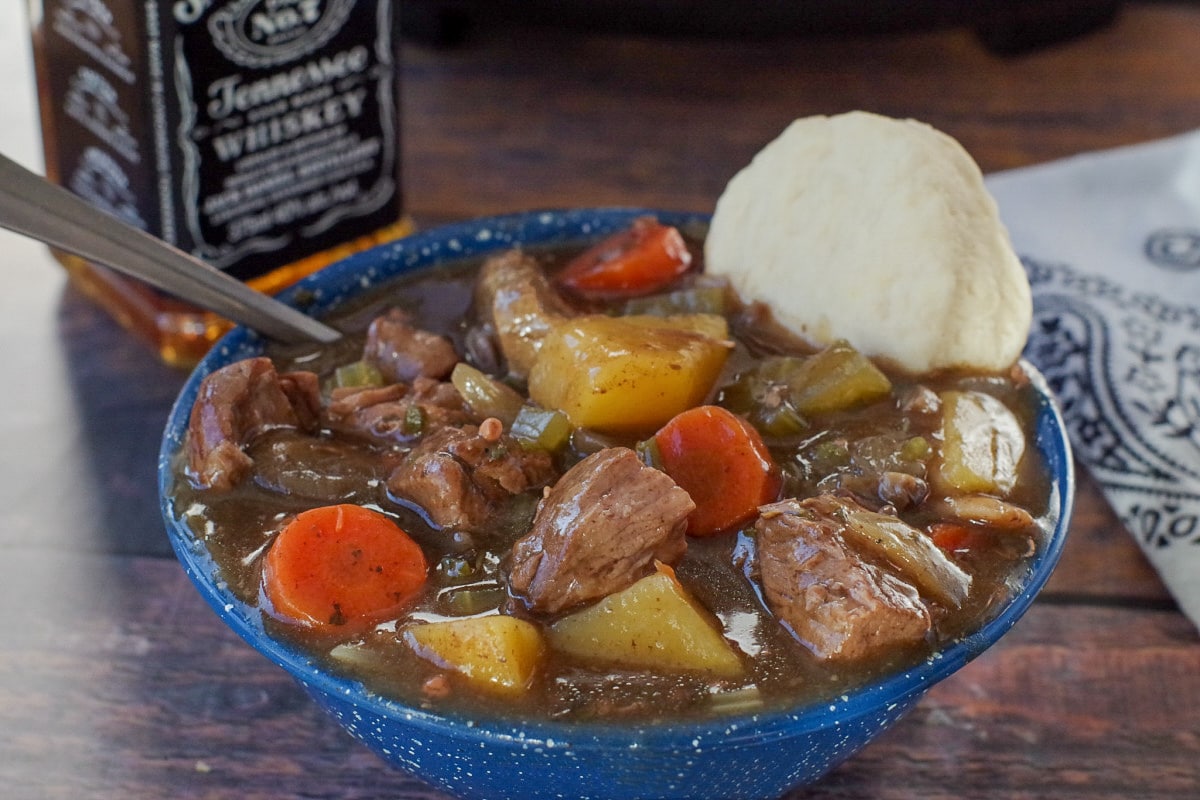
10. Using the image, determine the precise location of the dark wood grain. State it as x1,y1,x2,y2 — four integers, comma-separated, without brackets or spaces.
400,5,1200,218
4,3,1200,799
1,554,1195,800
807,604,1200,799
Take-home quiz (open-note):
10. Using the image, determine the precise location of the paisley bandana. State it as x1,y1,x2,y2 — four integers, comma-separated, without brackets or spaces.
988,130,1200,630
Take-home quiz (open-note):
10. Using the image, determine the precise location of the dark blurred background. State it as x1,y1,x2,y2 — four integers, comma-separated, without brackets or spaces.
400,0,1124,54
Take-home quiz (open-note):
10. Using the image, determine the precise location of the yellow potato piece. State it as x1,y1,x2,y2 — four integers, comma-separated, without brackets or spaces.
403,616,544,696
527,314,731,435
937,390,1026,496
548,570,744,678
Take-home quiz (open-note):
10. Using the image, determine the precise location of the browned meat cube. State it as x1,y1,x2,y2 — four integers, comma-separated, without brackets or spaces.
386,424,557,532
186,357,321,490
363,308,459,383
326,378,472,443
509,447,693,614
757,498,932,663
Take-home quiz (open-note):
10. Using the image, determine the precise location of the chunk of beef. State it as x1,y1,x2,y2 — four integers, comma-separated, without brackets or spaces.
756,498,931,663
326,377,472,443
186,357,322,490
275,372,322,429
509,447,692,614
387,424,557,532
474,249,572,379
363,308,459,383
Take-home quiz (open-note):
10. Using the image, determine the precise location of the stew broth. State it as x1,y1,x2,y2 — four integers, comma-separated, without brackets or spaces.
169,227,1054,722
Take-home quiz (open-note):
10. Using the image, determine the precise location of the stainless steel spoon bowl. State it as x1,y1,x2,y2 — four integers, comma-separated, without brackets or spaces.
0,153,340,345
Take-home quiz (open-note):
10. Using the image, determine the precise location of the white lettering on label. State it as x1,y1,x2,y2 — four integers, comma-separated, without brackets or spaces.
211,88,367,161
206,45,369,119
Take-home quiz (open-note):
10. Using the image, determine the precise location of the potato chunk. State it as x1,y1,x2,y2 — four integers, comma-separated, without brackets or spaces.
528,314,731,435
548,568,743,677
403,616,544,696
937,390,1026,496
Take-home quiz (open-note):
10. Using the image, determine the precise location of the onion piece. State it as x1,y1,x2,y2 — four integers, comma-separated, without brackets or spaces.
808,495,972,608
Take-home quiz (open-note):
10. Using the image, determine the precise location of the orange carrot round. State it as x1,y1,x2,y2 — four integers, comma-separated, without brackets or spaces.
263,504,428,630
556,217,692,297
928,521,982,555
654,405,780,537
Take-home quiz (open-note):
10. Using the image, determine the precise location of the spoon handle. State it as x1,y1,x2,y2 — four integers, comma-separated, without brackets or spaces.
0,153,341,345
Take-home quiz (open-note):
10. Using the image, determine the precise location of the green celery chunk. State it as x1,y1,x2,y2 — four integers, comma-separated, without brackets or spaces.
635,435,665,470
510,405,572,452
440,583,508,616
621,279,731,317
403,404,426,436
719,356,809,437
332,360,385,389
786,340,892,415
900,435,931,462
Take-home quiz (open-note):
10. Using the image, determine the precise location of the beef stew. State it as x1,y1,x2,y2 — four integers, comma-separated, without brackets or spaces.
168,218,1055,722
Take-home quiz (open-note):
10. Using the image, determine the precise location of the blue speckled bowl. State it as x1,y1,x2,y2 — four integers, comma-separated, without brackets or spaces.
159,208,1074,800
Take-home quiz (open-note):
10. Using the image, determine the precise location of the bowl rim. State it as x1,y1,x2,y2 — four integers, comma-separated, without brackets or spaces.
158,206,1075,749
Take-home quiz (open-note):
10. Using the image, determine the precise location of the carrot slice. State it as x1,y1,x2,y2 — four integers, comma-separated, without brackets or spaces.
556,217,692,297
928,521,984,555
653,405,780,537
263,504,427,630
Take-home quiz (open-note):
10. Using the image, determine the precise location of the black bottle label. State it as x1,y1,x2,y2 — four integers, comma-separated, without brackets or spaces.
39,0,401,282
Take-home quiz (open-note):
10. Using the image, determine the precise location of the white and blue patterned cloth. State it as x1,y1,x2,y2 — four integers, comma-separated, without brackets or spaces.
988,130,1200,628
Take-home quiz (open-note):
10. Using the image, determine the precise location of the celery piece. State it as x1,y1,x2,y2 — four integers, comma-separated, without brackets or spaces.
755,398,808,438
852,432,926,474
451,362,525,425
332,360,385,389
510,405,572,453
622,282,730,317
717,373,757,416
757,355,809,383
806,439,851,476
635,436,665,470
786,341,892,416
900,435,932,462
441,584,508,616
403,404,426,436
437,553,480,582
719,357,809,437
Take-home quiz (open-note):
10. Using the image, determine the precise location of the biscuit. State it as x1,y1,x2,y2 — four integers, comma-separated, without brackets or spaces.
705,111,1030,374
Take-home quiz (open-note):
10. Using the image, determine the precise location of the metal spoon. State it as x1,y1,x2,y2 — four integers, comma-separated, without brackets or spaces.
0,153,341,345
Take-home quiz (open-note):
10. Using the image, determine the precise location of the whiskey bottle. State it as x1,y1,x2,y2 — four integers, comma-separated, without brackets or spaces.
29,0,410,365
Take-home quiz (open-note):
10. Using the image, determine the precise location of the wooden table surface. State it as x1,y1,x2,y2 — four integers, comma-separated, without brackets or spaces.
2,4,1199,798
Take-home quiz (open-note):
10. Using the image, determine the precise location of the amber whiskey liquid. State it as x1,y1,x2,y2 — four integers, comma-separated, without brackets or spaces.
29,0,410,366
